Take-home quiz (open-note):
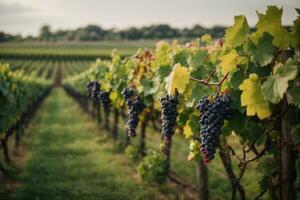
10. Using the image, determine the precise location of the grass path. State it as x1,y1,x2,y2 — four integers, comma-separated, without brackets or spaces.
8,88,158,200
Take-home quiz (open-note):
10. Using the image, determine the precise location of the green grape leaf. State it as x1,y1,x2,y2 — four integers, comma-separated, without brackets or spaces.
143,95,154,107
191,83,211,100
188,49,209,77
177,108,193,127
222,111,247,137
262,59,298,104
239,73,271,119
254,6,291,48
230,90,244,112
140,77,156,96
288,87,300,108
220,50,248,75
157,65,172,81
174,50,189,66
291,15,300,47
225,15,250,47
245,33,276,66
248,64,272,78
229,69,246,90
189,115,200,135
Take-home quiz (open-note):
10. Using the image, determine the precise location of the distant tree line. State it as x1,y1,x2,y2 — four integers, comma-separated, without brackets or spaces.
0,32,23,42
1,24,244,42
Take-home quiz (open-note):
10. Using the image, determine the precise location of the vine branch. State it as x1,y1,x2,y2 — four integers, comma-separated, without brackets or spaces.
189,72,229,94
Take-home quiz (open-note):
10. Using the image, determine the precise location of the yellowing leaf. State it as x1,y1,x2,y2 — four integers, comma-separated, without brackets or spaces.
187,153,195,161
183,122,193,138
109,91,118,101
225,15,250,47
219,50,248,75
220,50,239,74
166,63,190,96
239,74,271,119
101,82,110,92
155,41,172,66
201,34,212,44
109,91,124,108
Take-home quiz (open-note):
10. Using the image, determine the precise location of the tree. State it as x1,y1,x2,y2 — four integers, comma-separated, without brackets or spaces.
39,25,52,41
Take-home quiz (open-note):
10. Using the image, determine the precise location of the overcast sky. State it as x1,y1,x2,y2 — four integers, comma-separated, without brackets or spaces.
0,0,299,36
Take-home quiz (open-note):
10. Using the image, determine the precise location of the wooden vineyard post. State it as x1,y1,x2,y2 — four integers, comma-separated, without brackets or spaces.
96,101,102,124
104,109,110,131
139,116,148,157
124,129,131,147
113,108,119,141
92,101,96,118
279,50,296,200
162,138,172,175
280,95,296,200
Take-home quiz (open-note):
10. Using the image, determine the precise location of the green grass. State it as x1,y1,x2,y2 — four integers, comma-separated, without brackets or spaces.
7,88,160,200
0,41,156,57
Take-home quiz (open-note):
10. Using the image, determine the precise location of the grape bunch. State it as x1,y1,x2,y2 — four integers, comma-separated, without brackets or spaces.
86,80,101,100
197,94,233,163
122,87,135,106
122,87,145,137
98,90,111,114
160,94,179,141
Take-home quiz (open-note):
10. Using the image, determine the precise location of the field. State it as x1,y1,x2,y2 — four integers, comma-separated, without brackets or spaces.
1,6,300,200
0,41,155,57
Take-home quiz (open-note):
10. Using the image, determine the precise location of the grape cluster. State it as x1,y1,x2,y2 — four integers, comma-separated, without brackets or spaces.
197,94,233,163
98,90,111,113
122,87,145,137
86,80,101,100
122,87,135,106
160,94,179,141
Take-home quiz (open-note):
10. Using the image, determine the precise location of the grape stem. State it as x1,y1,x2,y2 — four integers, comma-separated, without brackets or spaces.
189,72,229,94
